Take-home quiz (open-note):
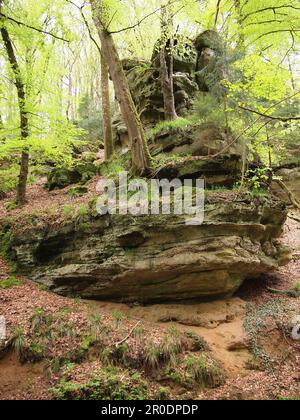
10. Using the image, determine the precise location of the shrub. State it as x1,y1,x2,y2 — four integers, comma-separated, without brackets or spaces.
50,367,150,400
0,276,22,289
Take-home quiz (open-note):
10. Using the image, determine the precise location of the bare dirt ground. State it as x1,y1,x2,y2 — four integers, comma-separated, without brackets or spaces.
0,182,299,400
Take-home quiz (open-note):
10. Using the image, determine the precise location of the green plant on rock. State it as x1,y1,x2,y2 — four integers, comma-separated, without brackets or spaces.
0,229,14,261
183,354,223,389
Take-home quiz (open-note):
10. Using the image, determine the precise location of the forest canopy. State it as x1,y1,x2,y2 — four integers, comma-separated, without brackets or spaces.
0,0,299,204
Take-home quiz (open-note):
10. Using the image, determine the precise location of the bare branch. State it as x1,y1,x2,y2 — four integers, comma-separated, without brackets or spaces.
248,29,300,46
108,0,184,35
214,0,222,27
68,1,102,54
241,5,300,23
239,105,300,122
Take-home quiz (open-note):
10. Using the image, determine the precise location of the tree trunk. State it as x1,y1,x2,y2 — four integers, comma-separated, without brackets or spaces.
101,55,114,160
0,17,29,205
160,46,177,121
160,4,177,121
91,1,150,175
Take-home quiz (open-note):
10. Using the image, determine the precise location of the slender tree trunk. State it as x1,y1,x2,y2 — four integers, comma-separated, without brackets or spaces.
0,3,29,205
234,0,245,48
101,55,114,160
214,0,222,27
91,0,150,175
0,113,4,132
160,4,177,121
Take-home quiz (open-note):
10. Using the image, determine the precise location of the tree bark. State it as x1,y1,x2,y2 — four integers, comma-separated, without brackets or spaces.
160,3,177,121
101,55,114,160
0,12,29,205
91,0,150,175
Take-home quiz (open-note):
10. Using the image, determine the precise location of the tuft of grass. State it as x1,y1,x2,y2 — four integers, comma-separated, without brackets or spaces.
5,201,18,212
30,307,53,333
11,327,26,359
183,354,223,388
144,329,184,371
112,310,123,329
147,118,193,140
63,205,73,219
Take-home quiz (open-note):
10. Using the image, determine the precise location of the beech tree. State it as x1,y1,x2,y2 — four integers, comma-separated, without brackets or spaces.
0,0,29,205
159,1,178,121
90,0,151,175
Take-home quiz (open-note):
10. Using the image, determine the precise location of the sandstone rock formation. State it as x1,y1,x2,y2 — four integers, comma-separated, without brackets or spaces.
10,196,289,303
114,30,226,148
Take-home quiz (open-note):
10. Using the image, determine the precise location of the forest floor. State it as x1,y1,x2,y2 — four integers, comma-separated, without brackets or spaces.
0,183,299,400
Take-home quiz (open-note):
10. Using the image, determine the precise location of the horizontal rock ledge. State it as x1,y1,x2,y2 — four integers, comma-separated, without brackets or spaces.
8,196,290,303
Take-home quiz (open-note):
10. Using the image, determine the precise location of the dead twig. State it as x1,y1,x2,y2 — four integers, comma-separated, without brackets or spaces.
114,321,141,347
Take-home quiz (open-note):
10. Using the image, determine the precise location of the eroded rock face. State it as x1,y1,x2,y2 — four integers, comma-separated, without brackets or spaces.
272,167,300,205
10,197,289,303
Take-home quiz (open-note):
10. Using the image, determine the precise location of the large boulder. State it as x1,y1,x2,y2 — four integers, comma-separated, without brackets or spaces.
156,154,243,188
151,37,198,75
9,196,289,303
149,123,239,156
45,168,82,191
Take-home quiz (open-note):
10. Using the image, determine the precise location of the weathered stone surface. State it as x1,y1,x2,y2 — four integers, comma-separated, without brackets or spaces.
10,197,289,303
45,161,98,191
155,154,243,188
149,123,240,157
272,167,300,205
45,168,82,191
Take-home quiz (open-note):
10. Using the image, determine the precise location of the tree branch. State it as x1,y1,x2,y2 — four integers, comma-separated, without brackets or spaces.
241,5,300,23
68,1,102,54
214,0,222,27
0,12,69,42
239,106,300,122
108,0,184,35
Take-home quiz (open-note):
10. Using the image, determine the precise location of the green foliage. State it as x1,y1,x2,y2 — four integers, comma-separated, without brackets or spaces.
63,205,74,219
50,367,150,400
0,229,14,261
183,354,223,388
144,330,184,371
77,94,103,142
241,167,271,193
99,154,129,180
293,283,300,293
147,118,193,139
0,276,22,289
76,205,88,219
30,308,53,333
112,310,123,329
192,94,227,126
11,327,26,358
